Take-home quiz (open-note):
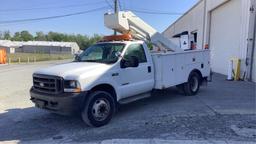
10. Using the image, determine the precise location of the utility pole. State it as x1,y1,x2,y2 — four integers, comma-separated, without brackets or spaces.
114,0,118,35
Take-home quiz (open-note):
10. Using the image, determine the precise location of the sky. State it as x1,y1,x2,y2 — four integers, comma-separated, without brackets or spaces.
0,0,198,36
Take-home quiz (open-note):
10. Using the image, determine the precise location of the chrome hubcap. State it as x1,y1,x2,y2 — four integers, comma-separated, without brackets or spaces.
92,98,110,121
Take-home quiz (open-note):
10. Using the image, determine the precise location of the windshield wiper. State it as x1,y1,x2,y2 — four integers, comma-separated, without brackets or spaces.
103,60,117,64
81,60,102,63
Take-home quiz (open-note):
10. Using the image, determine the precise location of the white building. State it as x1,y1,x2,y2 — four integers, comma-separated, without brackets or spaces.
0,40,23,53
163,0,256,82
0,40,80,54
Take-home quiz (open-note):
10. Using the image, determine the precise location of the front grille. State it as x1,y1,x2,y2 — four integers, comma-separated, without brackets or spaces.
33,74,63,94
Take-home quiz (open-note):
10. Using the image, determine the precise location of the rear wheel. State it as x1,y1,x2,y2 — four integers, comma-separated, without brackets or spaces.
81,91,115,127
183,72,201,96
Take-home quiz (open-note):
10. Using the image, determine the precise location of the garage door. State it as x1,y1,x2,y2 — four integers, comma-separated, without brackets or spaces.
210,0,241,75
253,37,256,82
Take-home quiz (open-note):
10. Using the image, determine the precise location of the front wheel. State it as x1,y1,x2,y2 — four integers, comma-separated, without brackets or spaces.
81,91,115,127
183,72,201,96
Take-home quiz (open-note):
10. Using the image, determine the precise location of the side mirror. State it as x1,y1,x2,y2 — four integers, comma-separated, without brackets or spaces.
115,51,122,58
74,54,81,62
120,56,139,68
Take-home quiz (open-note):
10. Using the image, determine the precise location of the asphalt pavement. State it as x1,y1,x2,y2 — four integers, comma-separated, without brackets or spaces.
0,60,255,144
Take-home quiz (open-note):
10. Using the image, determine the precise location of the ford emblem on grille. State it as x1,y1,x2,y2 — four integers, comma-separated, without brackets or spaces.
39,82,44,87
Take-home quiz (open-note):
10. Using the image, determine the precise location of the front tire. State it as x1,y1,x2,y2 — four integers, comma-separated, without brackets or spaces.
183,72,201,96
81,91,115,127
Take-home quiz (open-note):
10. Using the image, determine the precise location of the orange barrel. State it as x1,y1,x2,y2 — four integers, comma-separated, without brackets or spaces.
0,49,3,64
0,49,7,64
3,49,7,64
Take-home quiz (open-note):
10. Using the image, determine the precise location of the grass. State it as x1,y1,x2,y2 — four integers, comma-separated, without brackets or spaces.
7,53,74,63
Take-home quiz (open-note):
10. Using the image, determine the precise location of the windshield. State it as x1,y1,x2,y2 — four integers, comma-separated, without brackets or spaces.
75,43,125,64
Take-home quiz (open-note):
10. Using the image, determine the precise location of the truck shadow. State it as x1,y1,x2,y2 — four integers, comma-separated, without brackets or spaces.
0,87,188,143
116,87,184,116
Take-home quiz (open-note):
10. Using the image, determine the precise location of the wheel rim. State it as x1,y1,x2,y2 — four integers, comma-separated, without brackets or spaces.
190,76,198,92
91,98,110,121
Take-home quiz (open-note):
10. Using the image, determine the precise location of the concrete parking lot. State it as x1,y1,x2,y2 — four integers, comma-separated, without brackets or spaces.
0,61,255,144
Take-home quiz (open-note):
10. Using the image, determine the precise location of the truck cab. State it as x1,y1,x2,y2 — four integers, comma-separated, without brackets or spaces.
30,40,157,127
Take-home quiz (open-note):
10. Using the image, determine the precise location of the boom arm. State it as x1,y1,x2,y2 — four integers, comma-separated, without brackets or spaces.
104,11,182,52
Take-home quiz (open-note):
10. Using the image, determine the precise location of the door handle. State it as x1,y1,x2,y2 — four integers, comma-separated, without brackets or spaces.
148,66,151,73
112,73,119,77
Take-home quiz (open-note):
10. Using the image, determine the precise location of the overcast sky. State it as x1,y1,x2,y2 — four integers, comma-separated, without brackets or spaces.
0,0,198,36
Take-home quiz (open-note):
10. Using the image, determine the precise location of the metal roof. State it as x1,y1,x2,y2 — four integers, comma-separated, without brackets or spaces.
0,40,79,48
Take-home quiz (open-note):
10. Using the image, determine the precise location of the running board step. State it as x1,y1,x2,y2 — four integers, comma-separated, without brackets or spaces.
118,92,151,104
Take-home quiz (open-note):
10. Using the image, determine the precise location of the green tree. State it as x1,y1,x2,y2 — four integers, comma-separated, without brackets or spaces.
11,32,22,41
44,32,102,49
0,30,103,49
20,30,33,41
89,34,102,44
0,31,3,40
75,34,89,49
3,31,11,40
46,31,65,41
35,32,46,41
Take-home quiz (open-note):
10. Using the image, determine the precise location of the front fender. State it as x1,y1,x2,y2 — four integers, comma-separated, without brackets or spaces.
79,75,120,100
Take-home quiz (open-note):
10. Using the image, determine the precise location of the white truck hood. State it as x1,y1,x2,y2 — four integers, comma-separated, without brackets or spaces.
34,62,111,79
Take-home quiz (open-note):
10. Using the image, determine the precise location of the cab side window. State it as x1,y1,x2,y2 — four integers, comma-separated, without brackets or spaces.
124,44,147,63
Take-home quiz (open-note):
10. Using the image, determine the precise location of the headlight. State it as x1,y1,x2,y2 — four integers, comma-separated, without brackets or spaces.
64,80,81,93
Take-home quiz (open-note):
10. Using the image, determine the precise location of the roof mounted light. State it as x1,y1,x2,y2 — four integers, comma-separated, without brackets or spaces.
101,34,133,42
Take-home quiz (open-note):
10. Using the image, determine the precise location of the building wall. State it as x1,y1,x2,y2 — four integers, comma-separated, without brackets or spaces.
0,47,15,53
15,48,23,53
163,0,205,50
205,0,229,11
9,48,15,53
0,40,80,55
249,0,256,82
21,45,73,54
163,0,254,81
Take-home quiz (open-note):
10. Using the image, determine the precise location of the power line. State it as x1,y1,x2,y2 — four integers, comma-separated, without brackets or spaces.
0,6,108,24
128,9,183,15
0,1,105,12
104,0,114,9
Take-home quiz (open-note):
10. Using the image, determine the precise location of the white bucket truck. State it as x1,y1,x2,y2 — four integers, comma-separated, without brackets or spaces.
30,11,210,127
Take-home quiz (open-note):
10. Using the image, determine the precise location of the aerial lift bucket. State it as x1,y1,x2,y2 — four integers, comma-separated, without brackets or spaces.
0,49,7,64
